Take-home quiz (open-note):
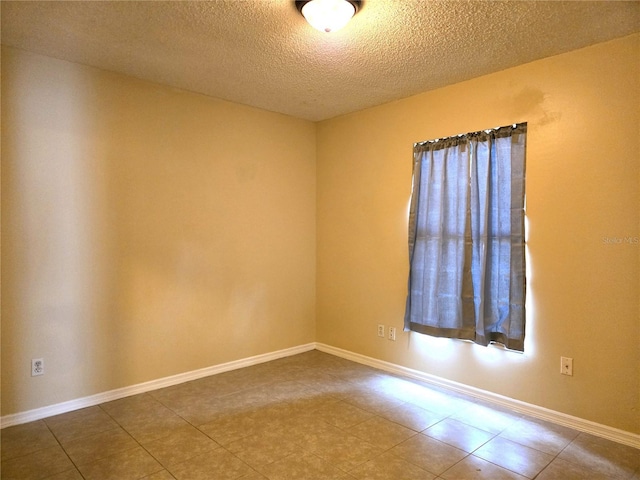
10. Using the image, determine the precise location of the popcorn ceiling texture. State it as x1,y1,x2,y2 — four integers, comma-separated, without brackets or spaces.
1,0,638,121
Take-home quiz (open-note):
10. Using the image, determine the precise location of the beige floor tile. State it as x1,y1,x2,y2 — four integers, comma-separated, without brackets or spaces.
169,396,227,426
278,405,341,433
199,401,301,446
330,361,379,379
348,416,417,450
62,426,138,465
256,452,349,480
287,418,382,470
557,432,640,479
0,445,75,480
199,410,262,445
0,420,59,461
286,390,341,412
423,418,494,453
379,401,446,432
221,397,267,417
403,386,476,417
297,373,353,396
192,373,263,398
152,379,234,415
4,351,635,480
390,434,467,475
473,436,554,478
285,417,347,448
251,380,317,404
498,417,579,455
143,424,220,467
341,389,406,415
77,446,163,480
168,448,253,480
44,405,104,425
101,393,172,424
44,406,119,444
118,409,192,444
249,401,312,430
349,451,436,480
313,400,374,429
238,471,269,480
360,374,416,398
440,455,528,479
307,431,384,471
536,457,621,480
226,429,303,468
368,375,428,401
451,403,521,435
293,366,346,383
215,388,273,415
141,470,177,480
149,382,207,410
41,469,85,480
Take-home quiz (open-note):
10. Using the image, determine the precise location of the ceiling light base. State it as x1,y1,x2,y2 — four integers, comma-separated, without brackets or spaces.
295,0,362,33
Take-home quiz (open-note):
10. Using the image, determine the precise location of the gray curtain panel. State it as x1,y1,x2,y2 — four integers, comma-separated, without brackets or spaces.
404,123,527,351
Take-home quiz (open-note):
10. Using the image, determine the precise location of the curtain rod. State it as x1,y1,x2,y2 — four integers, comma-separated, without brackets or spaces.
414,122,526,148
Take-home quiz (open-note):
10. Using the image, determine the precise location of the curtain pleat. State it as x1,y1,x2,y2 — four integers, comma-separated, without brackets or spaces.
404,124,527,351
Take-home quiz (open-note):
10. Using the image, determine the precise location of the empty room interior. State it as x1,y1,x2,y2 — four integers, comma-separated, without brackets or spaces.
1,1,639,479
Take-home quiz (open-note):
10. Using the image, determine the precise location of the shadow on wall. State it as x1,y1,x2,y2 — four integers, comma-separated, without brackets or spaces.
1,59,115,413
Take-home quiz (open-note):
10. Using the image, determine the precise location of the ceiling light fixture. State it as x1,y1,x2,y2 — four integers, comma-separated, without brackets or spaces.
295,0,361,33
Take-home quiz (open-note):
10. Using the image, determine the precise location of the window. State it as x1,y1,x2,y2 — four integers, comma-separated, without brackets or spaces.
404,123,527,351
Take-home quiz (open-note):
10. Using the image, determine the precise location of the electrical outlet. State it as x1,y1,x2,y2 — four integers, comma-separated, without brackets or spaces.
388,326,396,341
377,324,385,337
32,358,44,376
560,357,573,376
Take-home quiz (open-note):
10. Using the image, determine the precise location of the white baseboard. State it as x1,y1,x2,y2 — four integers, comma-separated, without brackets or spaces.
0,343,316,429
316,343,640,449
3,341,638,450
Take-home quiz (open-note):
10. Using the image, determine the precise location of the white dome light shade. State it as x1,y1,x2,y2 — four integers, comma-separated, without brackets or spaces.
300,0,357,33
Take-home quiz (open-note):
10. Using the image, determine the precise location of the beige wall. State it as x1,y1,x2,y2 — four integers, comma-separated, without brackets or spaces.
2,34,639,435
317,34,639,433
1,47,317,415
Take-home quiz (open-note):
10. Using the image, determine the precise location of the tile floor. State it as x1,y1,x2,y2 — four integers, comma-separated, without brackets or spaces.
1,350,638,480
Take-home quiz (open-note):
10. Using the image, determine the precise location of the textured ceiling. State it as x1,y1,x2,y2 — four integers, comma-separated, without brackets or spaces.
2,1,639,121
